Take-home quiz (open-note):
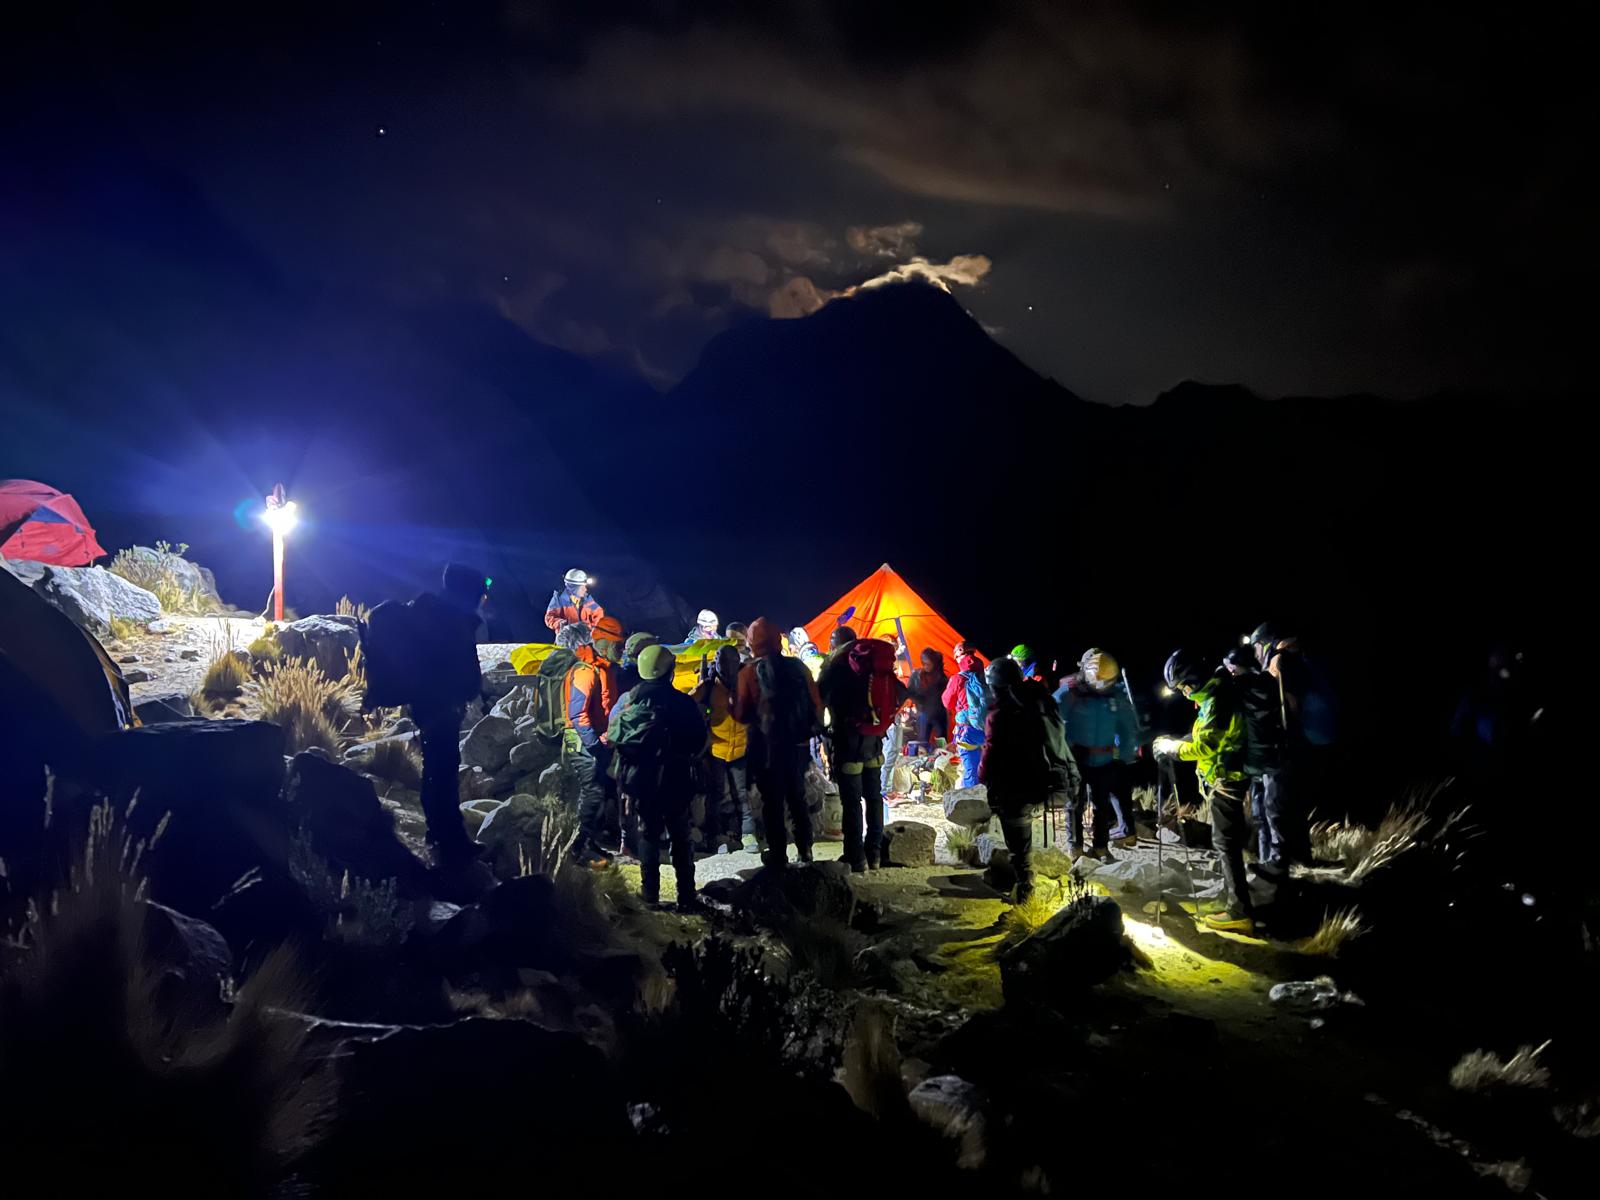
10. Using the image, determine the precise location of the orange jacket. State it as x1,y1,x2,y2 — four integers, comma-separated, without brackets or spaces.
732,616,823,729
545,588,605,634
563,645,619,743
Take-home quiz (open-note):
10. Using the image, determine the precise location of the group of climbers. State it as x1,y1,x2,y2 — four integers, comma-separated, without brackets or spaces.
382,561,1331,928
1154,624,1337,935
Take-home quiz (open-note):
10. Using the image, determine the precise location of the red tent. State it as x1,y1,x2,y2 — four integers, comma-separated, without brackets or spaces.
0,480,107,566
804,563,968,671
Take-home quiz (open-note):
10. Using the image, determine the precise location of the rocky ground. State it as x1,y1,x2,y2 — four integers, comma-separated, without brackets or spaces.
4,573,1590,1197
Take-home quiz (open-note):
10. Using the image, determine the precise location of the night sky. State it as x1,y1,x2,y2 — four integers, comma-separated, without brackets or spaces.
4,2,1587,405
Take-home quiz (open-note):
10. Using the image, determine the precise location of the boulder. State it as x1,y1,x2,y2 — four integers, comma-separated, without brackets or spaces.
133,692,194,723
341,733,421,782
140,900,233,1020
908,1074,990,1168
474,792,547,877
459,797,506,838
508,737,557,776
536,759,578,806
119,545,223,605
942,785,991,827
274,614,360,677
973,831,1009,866
459,714,517,771
881,820,938,867
122,668,152,683
94,718,289,922
732,861,857,928
430,874,560,971
998,895,1130,1005
283,752,431,895
27,564,161,636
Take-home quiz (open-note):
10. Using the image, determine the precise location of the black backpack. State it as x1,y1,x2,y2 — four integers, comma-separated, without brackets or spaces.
755,657,820,754
359,600,423,709
1232,672,1288,777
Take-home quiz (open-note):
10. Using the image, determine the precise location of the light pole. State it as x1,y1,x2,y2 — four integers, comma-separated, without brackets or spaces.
262,484,298,622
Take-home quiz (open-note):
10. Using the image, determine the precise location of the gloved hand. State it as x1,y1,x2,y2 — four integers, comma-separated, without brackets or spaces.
562,727,583,755
1152,735,1184,760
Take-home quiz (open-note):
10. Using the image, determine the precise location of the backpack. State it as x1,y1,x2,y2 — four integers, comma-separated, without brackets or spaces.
611,684,702,797
526,647,578,740
1039,697,1079,794
360,599,424,709
849,638,901,736
755,656,820,752
962,670,990,731
1232,672,1287,777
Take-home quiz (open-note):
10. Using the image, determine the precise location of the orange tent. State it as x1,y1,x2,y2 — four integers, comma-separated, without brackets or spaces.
804,563,968,671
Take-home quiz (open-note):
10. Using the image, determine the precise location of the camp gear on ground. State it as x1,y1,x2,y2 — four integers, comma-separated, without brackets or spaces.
0,479,106,565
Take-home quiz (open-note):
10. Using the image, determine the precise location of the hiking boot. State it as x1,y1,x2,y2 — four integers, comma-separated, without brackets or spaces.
865,852,880,870
1114,835,1139,850
849,859,868,874
675,895,706,915
797,846,815,864
1203,911,1257,936
1067,845,1084,862
1086,846,1114,862
573,844,612,870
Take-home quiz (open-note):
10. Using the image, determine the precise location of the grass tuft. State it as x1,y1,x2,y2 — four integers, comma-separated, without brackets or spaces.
943,823,975,863
1293,907,1367,957
108,540,221,615
366,738,424,790
244,659,358,755
1450,1042,1552,1093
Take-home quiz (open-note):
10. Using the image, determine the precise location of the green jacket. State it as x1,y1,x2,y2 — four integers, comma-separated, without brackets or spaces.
1177,675,1246,786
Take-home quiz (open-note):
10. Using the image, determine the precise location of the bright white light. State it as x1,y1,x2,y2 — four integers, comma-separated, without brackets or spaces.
262,500,299,537
1159,685,1174,698
1240,635,1251,646
586,576,597,587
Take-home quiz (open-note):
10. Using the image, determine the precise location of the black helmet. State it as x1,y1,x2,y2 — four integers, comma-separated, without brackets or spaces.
1248,622,1285,649
985,656,1023,691
1163,649,1208,691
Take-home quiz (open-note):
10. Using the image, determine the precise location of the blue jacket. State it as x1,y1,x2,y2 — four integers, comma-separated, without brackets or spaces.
1055,676,1143,768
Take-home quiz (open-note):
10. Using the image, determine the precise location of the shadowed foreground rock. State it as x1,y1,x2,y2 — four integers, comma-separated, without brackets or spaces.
997,895,1131,1005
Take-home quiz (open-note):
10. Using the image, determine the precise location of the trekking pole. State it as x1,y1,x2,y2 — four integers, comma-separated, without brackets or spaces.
1160,757,1201,926
1120,667,1144,843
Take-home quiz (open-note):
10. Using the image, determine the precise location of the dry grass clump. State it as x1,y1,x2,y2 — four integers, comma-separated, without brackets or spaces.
996,891,1065,951
107,614,143,643
943,823,975,863
1450,1042,1552,1093
366,738,424,790
1297,803,1432,883
840,1002,908,1121
108,540,221,615
194,648,252,714
1292,907,1367,957
0,801,332,1192
335,595,371,624
243,659,359,755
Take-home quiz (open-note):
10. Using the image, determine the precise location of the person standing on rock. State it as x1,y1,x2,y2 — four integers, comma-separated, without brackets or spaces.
406,563,493,872
559,618,621,867
544,567,604,635
1057,648,1145,858
611,645,710,912
980,657,1079,904
733,617,823,868
1155,649,1257,935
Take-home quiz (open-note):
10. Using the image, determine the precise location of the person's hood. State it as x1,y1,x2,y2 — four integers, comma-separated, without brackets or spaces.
958,653,980,674
748,616,782,657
